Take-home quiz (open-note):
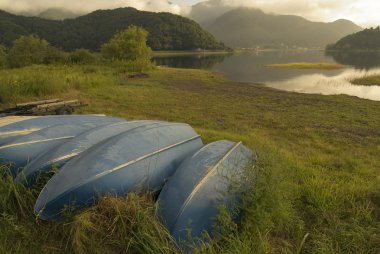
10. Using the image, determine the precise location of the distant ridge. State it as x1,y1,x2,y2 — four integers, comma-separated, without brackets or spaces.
0,8,226,51
190,5,362,48
37,8,81,20
327,27,380,50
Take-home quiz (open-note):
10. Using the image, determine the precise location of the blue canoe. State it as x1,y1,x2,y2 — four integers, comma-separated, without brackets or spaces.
0,116,40,128
35,123,204,220
156,140,254,249
0,120,123,176
0,115,123,145
18,120,163,185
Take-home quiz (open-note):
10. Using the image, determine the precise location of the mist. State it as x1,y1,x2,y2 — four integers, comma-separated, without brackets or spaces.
0,0,183,16
189,0,380,27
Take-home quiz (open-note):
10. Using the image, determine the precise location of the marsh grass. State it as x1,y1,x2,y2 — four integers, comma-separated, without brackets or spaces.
0,64,379,253
266,62,345,70
351,74,380,86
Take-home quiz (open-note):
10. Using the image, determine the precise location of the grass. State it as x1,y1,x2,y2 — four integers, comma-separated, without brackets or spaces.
0,64,379,253
266,62,345,70
351,75,380,86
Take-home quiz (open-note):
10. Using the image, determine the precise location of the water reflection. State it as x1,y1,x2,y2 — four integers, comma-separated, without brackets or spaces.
326,51,380,69
266,68,380,101
154,54,231,69
212,51,340,83
155,51,380,101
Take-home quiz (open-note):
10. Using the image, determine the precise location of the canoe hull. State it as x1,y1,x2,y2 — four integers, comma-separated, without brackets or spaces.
19,120,163,185
0,115,123,145
157,140,255,249
35,123,203,220
0,119,123,176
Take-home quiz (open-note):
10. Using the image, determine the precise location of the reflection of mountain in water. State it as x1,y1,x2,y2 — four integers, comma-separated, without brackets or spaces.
153,54,231,69
326,51,380,69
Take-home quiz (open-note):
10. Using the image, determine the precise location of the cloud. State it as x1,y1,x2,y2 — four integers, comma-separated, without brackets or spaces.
0,0,379,26
191,0,380,26
0,0,183,15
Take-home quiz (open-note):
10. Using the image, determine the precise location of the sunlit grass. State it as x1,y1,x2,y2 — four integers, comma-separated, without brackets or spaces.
351,75,380,86
0,64,379,253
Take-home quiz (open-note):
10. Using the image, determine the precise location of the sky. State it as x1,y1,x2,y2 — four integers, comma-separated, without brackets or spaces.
0,0,379,27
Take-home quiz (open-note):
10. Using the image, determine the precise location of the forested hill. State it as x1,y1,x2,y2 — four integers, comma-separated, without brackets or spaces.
0,8,227,51
327,27,380,50
202,8,362,48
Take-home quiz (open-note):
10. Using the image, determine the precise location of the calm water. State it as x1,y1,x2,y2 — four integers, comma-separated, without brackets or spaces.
154,51,380,101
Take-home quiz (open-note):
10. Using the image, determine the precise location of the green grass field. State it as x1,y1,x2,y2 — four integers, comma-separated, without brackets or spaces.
0,64,379,253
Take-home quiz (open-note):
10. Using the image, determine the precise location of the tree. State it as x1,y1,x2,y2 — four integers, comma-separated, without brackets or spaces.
0,44,6,68
101,26,152,61
8,35,50,68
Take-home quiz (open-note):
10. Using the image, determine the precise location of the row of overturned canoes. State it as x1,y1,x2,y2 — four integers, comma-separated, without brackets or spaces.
0,115,256,250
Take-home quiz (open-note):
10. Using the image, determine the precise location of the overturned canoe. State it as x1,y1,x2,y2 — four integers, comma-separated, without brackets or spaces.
0,115,123,145
0,116,40,128
0,120,122,176
35,123,203,220
156,140,254,249
18,120,163,185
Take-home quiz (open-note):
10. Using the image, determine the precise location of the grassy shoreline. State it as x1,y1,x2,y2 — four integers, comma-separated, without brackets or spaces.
351,75,380,86
266,62,345,70
0,65,379,253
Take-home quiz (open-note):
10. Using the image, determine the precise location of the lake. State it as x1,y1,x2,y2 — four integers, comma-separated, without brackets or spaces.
154,50,380,101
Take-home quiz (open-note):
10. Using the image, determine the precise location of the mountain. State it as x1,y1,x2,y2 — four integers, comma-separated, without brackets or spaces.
0,8,226,51
189,0,234,26
195,7,362,48
37,8,81,20
327,27,380,50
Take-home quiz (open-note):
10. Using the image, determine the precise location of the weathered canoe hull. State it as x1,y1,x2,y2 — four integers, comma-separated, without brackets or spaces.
19,120,164,185
35,123,203,220
156,140,255,249
0,115,123,145
0,116,40,128
0,119,123,176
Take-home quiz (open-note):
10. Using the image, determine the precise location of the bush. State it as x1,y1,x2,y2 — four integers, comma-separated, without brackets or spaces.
44,46,69,64
69,48,96,64
8,35,50,68
101,26,153,72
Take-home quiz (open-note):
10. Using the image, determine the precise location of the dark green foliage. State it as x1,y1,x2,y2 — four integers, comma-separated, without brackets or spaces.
7,35,50,68
6,35,68,68
44,46,69,64
69,48,95,64
203,8,362,48
0,8,226,51
327,27,380,50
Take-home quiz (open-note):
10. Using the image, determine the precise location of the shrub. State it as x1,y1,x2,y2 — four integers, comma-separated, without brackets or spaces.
8,35,50,68
69,48,96,64
101,26,153,72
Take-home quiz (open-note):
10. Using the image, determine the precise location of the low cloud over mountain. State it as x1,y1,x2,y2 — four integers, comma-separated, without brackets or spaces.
0,0,182,16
